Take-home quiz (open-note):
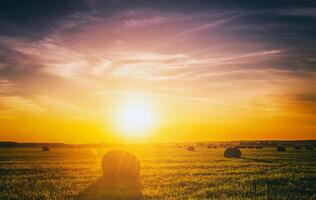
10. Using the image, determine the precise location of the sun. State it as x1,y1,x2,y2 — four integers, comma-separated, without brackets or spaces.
115,95,156,138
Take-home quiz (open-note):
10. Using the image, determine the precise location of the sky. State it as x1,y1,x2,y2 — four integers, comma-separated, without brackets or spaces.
0,0,316,143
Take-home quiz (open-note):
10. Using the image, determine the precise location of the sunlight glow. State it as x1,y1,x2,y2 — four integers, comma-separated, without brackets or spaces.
115,94,156,138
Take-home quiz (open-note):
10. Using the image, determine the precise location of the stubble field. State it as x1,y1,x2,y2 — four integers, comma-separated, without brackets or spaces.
0,145,315,199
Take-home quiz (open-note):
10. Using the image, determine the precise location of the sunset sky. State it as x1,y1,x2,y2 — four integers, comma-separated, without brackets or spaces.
0,0,316,143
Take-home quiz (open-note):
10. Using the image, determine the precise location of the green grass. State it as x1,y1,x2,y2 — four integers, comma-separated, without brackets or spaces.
0,146,315,199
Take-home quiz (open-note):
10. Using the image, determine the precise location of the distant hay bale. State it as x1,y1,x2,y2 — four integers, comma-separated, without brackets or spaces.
305,146,314,151
102,150,140,180
207,145,212,148
294,146,301,150
224,147,241,158
187,146,195,151
255,146,263,149
247,146,255,149
239,146,246,149
277,146,286,152
196,143,204,147
42,146,49,151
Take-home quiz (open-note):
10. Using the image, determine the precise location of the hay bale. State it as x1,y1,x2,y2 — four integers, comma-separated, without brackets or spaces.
196,143,204,147
247,146,255,149
224,147,241,158
102,150,140,180
255,146,263,149
187,146,195,151
277,146,286,152
42,146,49,151
294,146,301,150
305,146,314,151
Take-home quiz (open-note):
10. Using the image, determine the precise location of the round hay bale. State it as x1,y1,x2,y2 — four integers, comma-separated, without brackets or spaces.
224,147,241,158
187,146,195,151
277,146,286,152
42,146,49,151
102,150,140,180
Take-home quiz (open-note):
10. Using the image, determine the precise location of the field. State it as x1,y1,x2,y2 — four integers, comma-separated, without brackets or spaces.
0,145,315,199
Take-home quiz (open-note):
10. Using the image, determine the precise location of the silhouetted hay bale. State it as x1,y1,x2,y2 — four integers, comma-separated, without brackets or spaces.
42,146,49,151
255,146,263,149
224,147,241,158
102,150,140,180
247,146,255,149
294,146,301,150
305,146,314,151
239,146,246,149
277,146,286,152
187,146,195,151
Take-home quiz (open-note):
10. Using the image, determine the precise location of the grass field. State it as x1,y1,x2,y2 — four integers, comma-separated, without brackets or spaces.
0,145,315,199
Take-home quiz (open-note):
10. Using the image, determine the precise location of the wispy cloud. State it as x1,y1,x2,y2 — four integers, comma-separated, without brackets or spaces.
36,96,85,114
90,59,112,76
0,79,18,94
116,52,186,61
204,49,283,65
277,8,316,19
177,14,242,37
43,62,86,79
124,16,168,28
0,96,45,114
